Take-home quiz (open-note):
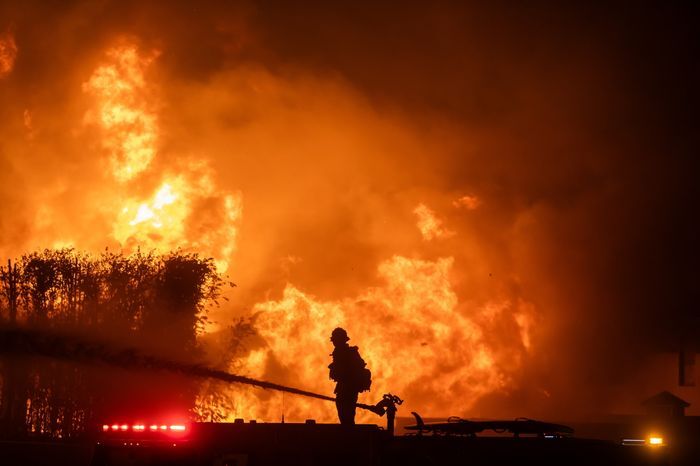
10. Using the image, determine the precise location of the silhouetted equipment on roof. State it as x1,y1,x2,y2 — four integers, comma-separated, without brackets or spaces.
88,419,670,466
642,390,690,417
0,325,679,465
363,394,403,435
405,412,574,438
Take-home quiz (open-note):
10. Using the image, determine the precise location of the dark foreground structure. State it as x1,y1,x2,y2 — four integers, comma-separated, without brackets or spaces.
1,420,675,466
0,326,694,465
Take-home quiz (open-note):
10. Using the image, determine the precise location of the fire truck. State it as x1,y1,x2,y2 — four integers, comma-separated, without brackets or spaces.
91,395,671,466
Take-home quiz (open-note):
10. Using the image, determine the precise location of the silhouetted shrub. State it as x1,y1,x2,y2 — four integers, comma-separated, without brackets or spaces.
0,248,221,438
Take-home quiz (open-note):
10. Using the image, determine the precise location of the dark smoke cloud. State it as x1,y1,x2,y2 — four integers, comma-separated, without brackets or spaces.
0,1,697,419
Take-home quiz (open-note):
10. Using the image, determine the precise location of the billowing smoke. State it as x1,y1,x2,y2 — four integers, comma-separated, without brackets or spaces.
0,1,696,422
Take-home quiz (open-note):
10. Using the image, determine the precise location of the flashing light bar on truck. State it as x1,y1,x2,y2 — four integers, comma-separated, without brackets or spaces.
102,423,187,433
98,421,190,447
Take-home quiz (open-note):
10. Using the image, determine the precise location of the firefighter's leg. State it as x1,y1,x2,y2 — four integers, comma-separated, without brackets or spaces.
336,391,358,425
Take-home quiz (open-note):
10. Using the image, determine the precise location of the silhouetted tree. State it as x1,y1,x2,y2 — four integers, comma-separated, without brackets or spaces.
0,248,222,439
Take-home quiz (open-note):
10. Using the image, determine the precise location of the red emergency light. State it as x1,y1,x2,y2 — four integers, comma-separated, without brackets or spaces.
101,423,187,433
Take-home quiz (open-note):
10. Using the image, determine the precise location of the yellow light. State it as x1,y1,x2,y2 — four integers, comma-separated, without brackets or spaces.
648,436,664,446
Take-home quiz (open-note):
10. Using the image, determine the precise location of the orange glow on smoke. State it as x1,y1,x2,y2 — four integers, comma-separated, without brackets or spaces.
452,195,481,210
0,31,17,78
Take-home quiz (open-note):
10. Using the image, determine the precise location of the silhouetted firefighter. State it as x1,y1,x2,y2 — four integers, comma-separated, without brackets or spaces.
328,327,371,425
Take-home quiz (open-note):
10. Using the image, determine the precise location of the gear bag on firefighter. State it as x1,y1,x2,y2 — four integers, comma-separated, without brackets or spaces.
328,338,372,392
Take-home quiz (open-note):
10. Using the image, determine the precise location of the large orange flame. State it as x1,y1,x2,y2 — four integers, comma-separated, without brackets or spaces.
82,43,241,273
5,38,540,423
83,44,159,182
197,254,535,422
80,41,537,422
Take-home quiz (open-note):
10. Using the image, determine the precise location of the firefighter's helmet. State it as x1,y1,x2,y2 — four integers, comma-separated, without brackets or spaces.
331,327,350,343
